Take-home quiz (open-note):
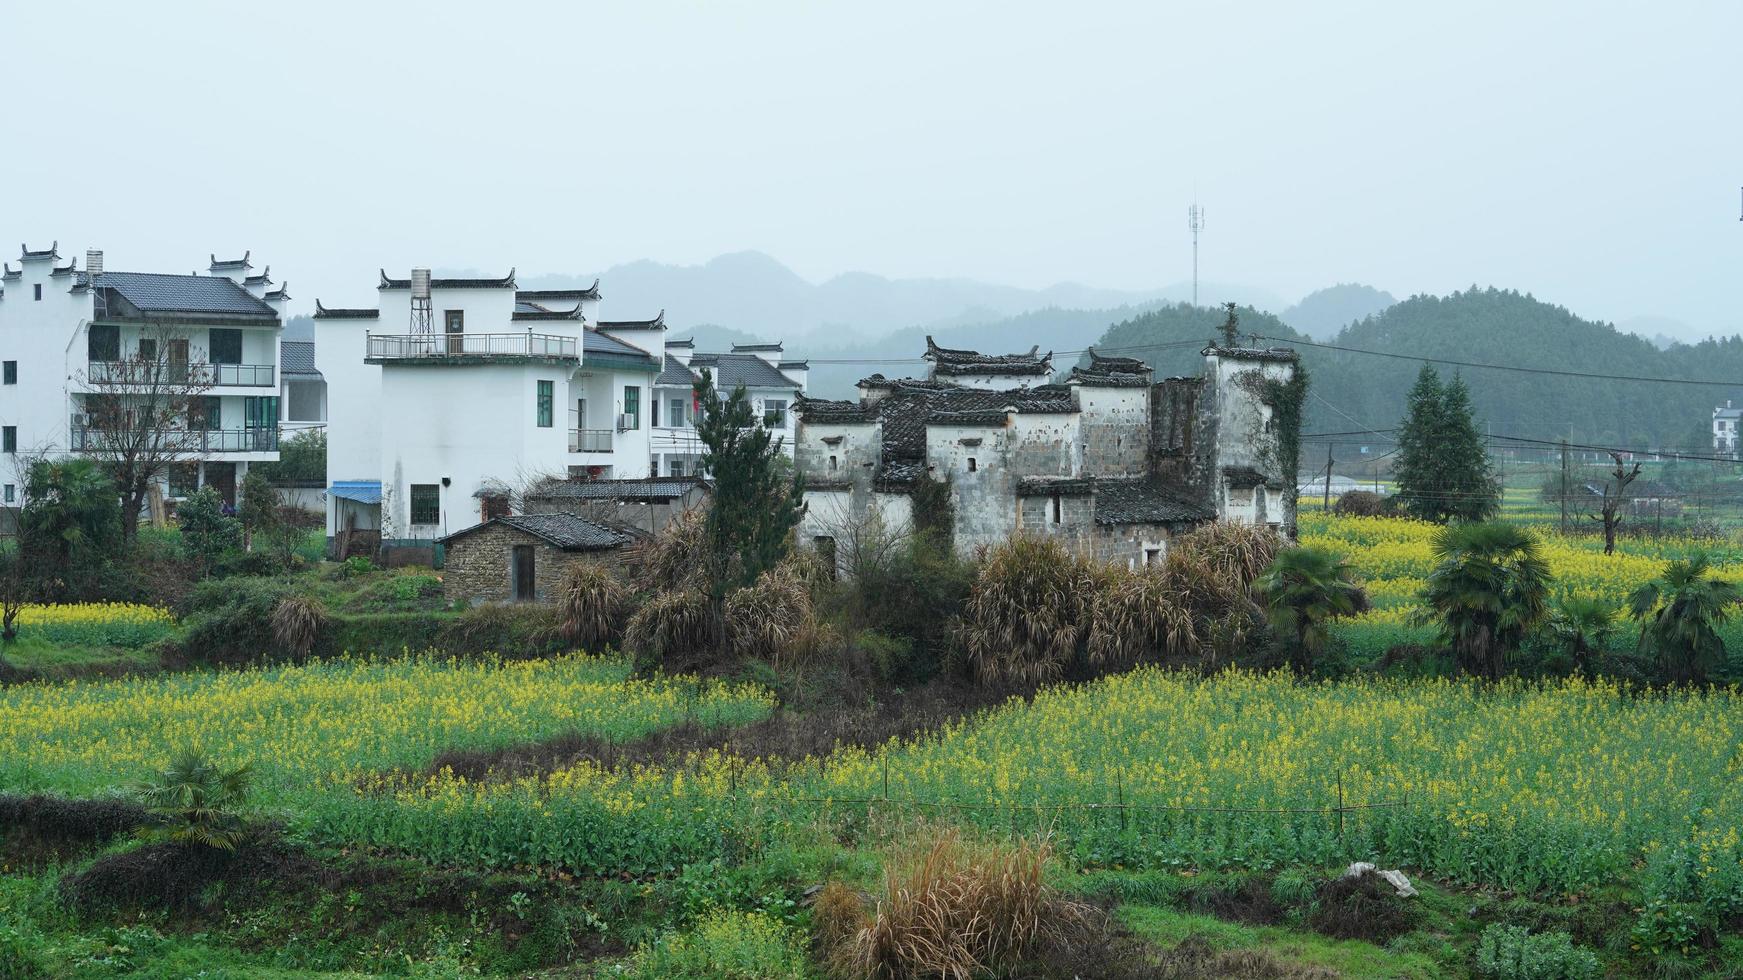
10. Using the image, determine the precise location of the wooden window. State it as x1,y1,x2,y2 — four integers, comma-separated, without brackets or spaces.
445,310,464,333
409,484,440,526
536,380,554,428
512,544,535,601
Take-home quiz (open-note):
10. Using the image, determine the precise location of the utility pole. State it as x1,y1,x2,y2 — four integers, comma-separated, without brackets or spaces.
1188,202,1205,308
1560,439,1569,534
1323,443,1335,512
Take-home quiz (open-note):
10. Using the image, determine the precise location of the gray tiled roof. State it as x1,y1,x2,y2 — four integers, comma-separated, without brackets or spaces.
527,476,708,502
313,300,379,319
379,269,516,290
656,354,698,387
519,281,600,302
280,340,321,379
85,271,278,319
582,329,659,368
924,336,1052,377
599,310,665,330
689,353,802,391
1204,345,1299,363
1092,478,1214,526
440,513,631,551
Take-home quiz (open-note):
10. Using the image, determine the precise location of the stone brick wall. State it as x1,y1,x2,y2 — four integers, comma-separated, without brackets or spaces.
1014,492,1094,551
928,421,1016,554
794,421,882,486
442,523,624,606
523,494,704,537
1091,522,1174,568
1076,386,1149,476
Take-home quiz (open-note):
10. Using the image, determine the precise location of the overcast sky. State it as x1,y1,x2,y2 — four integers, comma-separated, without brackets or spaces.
4,0,1740,335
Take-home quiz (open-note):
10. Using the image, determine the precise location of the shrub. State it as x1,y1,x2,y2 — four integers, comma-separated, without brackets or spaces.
555,563,631,653
176,577,296,665
438,602,562,659
623,909,809,980
1475,924,1600,979
623,589,712,669
177,486,242,576
1332,489,1388,517
270,593,329,659
957,536,1105,685
850,535,974,683
817,828,1093,980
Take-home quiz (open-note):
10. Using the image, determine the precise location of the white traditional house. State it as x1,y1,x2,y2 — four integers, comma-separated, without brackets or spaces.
0,243,287,506
315,269,809,558
1714,401,1741,458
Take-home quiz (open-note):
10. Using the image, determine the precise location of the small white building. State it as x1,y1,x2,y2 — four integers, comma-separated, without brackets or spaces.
0,243,287,506
315,271,805,558
1714,401,1741,458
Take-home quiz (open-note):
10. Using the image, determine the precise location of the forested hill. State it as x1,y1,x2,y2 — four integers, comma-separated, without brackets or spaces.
1088,288,1743,451
1077,303,1312,377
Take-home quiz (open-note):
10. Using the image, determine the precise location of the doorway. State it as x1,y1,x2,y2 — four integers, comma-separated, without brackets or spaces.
511,545,535,601
445,310,464,354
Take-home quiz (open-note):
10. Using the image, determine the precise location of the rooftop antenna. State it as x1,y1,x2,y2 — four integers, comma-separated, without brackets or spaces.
1188,200,1206,308
410,267,433,334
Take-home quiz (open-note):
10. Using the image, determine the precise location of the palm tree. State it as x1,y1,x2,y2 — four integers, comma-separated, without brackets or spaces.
134,750,254,852
1547,597,1619,676
1627,554,1739,686
1256,546,1367,672
1419,522,1551,680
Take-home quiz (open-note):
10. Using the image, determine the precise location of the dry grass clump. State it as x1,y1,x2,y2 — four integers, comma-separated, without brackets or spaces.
1085,541,1264,671
269,593,327,659
956,536,1107,685
726,561,833,669
816,828,1094,980
624,506,709,592
555,562,631,652
623,589,713,665
1176,520,1282,590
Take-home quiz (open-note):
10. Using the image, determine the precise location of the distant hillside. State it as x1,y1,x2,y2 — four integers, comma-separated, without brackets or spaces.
1084,287,1743,451
1077,303,1312,377
511,251,1286,343
1280,283,1395,340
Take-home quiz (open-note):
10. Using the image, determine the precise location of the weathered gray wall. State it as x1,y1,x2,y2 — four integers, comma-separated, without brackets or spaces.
1076,386,1149,477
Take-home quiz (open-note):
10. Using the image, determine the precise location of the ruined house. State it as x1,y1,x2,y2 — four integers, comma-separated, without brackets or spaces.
794,337,1301,571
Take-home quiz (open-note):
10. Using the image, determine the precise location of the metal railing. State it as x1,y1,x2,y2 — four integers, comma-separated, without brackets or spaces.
70,425,280,453
366,332,578,360
87,361,276,387
570,428,614,453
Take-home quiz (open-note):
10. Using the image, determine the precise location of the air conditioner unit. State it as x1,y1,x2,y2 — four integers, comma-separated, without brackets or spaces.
616,413,633,432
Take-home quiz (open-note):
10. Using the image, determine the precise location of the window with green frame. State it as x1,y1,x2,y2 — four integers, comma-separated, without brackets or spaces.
243,396,278,429
623,386,640,430
410,484,440,526
536,380,553,428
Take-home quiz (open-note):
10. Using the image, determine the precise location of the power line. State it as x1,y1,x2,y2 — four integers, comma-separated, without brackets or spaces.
1250,334,1743,389
796,338,1210,366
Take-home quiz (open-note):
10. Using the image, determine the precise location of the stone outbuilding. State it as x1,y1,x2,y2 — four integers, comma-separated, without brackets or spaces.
439,513,635,605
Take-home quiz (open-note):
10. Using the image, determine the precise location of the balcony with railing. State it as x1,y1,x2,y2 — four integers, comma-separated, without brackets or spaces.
86,361,276,387
70,424,280,454
569,428,615,453
366,332,578,363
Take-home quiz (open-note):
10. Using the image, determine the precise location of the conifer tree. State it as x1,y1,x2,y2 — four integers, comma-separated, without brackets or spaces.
1394,366,1499,522
693,369,805,654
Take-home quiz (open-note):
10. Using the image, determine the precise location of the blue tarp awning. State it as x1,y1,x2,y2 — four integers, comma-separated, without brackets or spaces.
329,480,382,505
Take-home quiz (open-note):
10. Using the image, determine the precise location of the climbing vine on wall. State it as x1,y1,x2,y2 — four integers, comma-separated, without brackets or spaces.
1257,362,1309,509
